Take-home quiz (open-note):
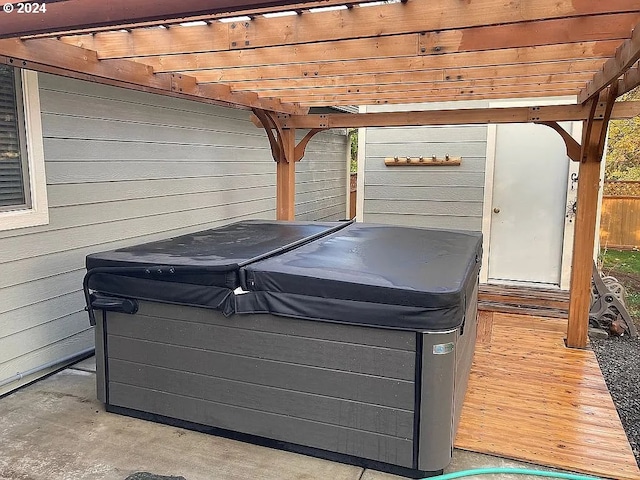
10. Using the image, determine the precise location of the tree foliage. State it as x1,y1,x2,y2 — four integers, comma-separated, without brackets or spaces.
348,129,358,173
606,87,640,180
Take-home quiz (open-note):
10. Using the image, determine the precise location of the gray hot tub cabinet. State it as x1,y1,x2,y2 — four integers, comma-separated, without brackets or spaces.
86,221,481,478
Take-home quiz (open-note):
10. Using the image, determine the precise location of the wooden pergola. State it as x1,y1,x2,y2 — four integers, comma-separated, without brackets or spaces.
1,0,640,348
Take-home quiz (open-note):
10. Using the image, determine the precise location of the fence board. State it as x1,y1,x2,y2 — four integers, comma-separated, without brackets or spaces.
600,196,640,250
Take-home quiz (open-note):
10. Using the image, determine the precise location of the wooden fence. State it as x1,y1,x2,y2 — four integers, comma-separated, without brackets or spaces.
600,181,640,250
349,173,357,219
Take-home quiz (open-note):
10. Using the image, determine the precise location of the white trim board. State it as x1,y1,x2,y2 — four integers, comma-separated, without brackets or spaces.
0,70,49,232
355,105,367,222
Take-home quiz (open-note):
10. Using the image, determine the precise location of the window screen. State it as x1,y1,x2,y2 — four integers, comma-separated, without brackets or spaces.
0,65,30,209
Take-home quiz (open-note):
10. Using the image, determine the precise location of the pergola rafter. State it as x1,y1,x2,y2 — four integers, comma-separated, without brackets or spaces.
0,37,306,114
0,0,639,348
57,1,638,59
116,14,639,73
176,42,623,83
618,62,640,96
580,22,640,102
200,62,605,89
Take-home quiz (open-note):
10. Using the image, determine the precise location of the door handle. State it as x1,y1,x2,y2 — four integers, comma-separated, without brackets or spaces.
493,207,501,214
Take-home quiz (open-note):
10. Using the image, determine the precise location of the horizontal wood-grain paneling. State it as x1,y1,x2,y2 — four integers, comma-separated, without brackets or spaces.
137,301,416,351
108,335,414,410
109,382,414,467
110,359,413,437
104,303,415,466
107,313,415,380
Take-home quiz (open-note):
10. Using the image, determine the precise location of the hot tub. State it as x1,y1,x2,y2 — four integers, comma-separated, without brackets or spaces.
84,220,481,478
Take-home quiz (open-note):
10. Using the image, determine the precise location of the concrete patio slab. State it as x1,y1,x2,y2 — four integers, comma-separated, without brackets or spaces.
71,355,97,373
0,367,361,480
0,360,592,480
364,450,565,480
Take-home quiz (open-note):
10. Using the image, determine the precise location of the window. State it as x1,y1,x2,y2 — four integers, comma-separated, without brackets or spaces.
0,66,47,231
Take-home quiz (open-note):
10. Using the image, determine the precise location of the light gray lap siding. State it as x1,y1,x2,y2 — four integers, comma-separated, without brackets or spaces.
0,73,347,395
362,102,488,231
296,129,348,221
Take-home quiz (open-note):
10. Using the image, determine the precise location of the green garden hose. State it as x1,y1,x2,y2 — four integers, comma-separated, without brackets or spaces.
424,467,602,480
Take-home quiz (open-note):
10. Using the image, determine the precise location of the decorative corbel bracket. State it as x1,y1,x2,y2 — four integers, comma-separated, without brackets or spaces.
252,109,327,163
580,83,619,163
535,121,581,162
536,84,619,163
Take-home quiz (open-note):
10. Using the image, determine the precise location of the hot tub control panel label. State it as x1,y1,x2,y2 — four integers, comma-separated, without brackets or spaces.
433,342,455,355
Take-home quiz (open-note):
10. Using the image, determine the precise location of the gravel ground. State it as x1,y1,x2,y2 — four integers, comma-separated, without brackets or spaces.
590,334,640,467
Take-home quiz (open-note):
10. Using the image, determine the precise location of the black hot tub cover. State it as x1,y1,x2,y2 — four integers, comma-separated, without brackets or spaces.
85,220,348,313
85,220,481,331
237,223,482,331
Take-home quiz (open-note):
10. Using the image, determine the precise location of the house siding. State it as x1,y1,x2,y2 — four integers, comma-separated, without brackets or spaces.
0,73,347,396
362,101,488,231
296,129,348,221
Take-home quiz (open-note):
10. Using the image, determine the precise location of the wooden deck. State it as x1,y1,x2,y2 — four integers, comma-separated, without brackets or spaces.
455,311,640,480
479,284,570,318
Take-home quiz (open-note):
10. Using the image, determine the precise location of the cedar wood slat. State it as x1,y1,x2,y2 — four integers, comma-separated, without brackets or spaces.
455,311,640,480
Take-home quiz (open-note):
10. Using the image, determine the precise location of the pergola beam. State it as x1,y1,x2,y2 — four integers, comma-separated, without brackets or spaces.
0,38,305,114
579,21,640,103
0,0,313,39
58,0,640,59
271,101,640,129
135,14,638,72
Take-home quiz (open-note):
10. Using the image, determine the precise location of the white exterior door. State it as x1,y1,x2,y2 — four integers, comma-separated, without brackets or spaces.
485,119,575,287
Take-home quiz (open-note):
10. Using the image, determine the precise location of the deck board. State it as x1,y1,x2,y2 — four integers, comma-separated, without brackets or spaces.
455,311,640,480
479,285,569,318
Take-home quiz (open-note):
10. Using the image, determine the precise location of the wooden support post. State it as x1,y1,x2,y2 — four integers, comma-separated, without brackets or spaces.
252,109,327,221
566,87,617,348
276,128,296,221
566,155,601,348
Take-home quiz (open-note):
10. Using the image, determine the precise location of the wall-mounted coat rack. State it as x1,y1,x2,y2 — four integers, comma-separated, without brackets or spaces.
384,155,462,166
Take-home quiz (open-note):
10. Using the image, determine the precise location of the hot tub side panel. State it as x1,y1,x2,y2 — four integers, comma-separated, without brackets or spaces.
417,282,479,472
453,283,479,436
98,300,417,468
94,311,107,404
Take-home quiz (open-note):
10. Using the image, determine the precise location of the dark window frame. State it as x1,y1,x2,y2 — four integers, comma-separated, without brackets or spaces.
0,66,31,211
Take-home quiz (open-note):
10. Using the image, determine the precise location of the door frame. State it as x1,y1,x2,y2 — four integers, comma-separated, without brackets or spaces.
480,97,583,290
